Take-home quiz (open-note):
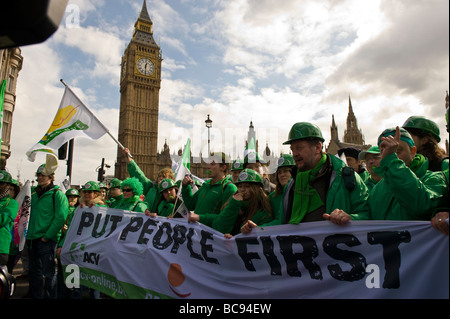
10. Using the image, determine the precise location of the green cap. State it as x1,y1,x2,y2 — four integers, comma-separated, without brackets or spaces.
36,164,46,175
283,122,325,145
158,178,177,193
377,127,415,147
11,179,20,187
231,159,244,171
0,170,13,184
402,116,441,142
243,152,266,166
109,178,122,188
235,169,263,187
358,146,380,161
65,188,80,197
277,154,295,168
83,181,100,191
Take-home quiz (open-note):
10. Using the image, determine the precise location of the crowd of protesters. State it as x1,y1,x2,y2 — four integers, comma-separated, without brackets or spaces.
0,114,448,299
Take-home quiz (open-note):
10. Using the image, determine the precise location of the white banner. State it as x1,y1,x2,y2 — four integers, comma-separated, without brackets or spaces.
60,206,449,299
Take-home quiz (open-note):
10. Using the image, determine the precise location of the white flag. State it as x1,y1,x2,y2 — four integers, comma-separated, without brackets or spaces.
26,85,108,161
15,180,31,252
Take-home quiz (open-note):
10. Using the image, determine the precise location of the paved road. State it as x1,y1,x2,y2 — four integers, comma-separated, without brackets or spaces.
11,259,29,299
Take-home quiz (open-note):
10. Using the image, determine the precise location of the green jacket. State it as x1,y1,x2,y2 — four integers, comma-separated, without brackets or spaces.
0,196,19,254
182,176,237,226
127,160,159,212
157,199,181,217
114,195,148,213
351,153,447,221
283,154,370,222
57,205,77,248
28,185,69,242
267,184,289,226
211,196,273,235
108,194,124,208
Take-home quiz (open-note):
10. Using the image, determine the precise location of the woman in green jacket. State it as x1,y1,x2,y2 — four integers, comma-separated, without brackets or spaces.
56,187,79,299
212,169,273,236
114,177,148,213
0,171,19,267
267,154,295,226
153,179,182,217
79,181,107,208
57,188,80,251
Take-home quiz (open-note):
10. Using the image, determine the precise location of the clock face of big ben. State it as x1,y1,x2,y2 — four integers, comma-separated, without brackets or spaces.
137,57,154,76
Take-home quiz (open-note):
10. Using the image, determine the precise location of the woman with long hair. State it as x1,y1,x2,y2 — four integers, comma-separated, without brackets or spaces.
210,169,273,236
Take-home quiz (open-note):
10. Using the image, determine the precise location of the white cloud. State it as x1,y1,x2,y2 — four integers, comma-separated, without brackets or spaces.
6,0,448,185
52,25,123,83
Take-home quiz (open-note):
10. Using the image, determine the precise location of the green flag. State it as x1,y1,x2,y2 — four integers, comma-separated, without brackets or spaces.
243,136,257,164
174,138,191,181
0,79,7,148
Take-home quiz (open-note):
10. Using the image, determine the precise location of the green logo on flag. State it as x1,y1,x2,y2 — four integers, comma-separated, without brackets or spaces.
40,120,89,145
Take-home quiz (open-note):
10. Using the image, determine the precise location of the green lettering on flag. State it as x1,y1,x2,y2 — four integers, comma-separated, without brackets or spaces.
61,265,173,299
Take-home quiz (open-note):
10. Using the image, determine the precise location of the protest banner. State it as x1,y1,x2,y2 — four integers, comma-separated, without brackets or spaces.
60,206,449,299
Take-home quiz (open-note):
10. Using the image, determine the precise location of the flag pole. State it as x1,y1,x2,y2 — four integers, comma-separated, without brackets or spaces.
59,79,132,158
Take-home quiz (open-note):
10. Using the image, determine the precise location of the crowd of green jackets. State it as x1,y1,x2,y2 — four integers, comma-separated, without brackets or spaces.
17,150,447,258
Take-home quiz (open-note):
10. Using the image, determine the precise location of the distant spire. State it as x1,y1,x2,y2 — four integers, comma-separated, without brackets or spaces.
330,114,338,141
139,0,151,22
348,95,354,115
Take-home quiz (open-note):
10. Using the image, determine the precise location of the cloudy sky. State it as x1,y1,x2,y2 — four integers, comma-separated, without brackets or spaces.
6,0,449,186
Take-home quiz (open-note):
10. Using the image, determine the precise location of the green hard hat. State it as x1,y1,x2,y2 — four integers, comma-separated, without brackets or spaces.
65,188,80,197
358,146,380,161
277,154,295,168
83,181,100,191
377,127,415,147
0,170,13,184
231,159,244,171
235,169,263,187
36,164,46,175
158,178,177,193
243,152,266,165
99,182,108,189
109,178,122,188
402,116,441,142
283,122,325,145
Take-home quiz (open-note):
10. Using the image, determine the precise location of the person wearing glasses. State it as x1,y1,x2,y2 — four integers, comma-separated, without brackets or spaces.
114,177,148,213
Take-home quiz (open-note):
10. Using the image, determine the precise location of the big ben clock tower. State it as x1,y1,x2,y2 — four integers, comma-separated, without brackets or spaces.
115,0,162,180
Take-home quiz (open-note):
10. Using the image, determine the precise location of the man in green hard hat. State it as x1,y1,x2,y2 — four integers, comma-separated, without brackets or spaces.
402,115,448,172
280,122,370,224
27,163,69,299
230,158,244,184
108,178,123,208
358,146,382,192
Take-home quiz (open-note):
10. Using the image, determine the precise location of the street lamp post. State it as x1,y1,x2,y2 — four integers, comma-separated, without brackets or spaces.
205,114,212,156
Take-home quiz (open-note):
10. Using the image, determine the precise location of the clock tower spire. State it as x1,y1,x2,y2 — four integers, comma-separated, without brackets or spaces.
115,0,162,180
